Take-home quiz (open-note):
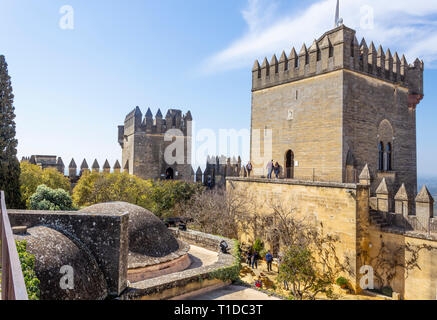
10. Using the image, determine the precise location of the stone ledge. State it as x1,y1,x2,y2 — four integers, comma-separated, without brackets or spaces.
128,240,190,268
120,229,238,300
226,177,359,190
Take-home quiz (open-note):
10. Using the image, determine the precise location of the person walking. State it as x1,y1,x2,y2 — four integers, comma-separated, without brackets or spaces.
246,161,253,177
266,160,273,179
251,251,259,269
246,250,252,266
265,251,273,272
274,162,280,179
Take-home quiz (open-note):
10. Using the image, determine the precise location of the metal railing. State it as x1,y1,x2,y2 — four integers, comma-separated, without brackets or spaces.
0,191,28,300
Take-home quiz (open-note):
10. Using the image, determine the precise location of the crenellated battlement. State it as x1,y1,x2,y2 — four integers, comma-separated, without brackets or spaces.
252,25,424,100
358,164,436,234
118,107,192,147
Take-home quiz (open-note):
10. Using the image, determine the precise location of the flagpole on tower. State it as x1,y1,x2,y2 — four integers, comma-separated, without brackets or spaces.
335,0,343,27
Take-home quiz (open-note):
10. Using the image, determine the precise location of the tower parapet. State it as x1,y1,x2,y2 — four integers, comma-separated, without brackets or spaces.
252,25,424,107
118,107,193,142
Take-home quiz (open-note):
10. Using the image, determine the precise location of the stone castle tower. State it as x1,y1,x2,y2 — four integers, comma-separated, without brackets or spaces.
118,107,193,181
250,24,424,202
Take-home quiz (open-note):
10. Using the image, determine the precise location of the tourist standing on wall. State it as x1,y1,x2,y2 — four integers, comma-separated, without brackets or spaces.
246,161,252,177
266,160,273,179
265,251,273,272
274,162,280,179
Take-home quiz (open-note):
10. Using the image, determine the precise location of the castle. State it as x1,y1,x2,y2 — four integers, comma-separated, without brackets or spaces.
250,24,423,208
118,107,194,181
227,23,437,299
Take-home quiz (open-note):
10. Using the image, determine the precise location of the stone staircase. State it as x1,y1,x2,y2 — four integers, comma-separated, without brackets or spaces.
369,210,390,229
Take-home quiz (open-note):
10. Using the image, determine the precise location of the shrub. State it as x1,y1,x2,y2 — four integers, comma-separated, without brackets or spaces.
253,239,264,253
16,240,40,300
336,277,349,288
20,161,70,208
29,184,74,211
149,180,204,218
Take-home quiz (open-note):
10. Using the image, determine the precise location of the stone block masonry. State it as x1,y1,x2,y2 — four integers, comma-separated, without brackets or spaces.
8,209,129,296
119,107,193,182
250,24,423,204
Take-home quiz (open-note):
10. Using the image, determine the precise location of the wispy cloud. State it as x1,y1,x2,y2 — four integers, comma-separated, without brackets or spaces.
202,0,437,74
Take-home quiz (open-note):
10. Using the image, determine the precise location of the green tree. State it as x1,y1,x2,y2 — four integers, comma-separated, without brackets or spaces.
29,184,74,211
72,171,203,217
72,171,153,209
0,55,23,208
20,161,70,208
278,245,335,300
149,180,204,217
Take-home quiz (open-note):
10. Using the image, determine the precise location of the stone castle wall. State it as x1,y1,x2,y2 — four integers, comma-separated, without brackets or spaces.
251,70,344,181
250,24,423,201
343,70,417,201
227,177,437,300
226,177,368,291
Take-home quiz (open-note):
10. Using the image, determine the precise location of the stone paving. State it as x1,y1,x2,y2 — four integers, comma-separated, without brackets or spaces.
186,245,219,270
188,284,281,300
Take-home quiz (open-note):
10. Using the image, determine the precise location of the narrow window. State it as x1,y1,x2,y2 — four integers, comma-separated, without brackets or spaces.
386,143,392,171
295,57,299,68
329,44,334,58
378,142,384,171
317,49,321,61
351,40,355,57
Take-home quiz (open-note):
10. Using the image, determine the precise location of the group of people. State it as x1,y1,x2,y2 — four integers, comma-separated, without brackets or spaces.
266,160,281,179
245,250,274,272
245,160,282,179
245,249,289,290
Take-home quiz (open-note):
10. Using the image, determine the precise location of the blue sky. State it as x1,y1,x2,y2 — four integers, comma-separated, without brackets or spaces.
1,0,437,176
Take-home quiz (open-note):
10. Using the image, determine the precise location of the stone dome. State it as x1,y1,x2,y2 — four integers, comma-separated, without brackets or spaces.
14,226,107,300
80,202,179,257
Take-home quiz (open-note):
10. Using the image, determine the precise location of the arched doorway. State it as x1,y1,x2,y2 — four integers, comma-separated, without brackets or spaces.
165,167,174,180
285,150,294,179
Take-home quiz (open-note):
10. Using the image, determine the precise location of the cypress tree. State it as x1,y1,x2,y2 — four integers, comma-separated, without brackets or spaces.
0,55,23,208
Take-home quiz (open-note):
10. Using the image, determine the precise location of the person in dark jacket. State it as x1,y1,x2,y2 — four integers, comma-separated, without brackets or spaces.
274,162,280,179
251,251,259,269
265,251,273,272
246,250,252,265
246,162,253,177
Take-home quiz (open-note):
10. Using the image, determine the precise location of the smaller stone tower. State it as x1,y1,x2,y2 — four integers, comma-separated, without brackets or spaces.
118,107,193,181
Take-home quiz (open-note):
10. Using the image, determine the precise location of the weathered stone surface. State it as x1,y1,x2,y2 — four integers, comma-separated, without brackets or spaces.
119,107,193,181
128,240,189,269
395,183,409,201
14,226,108,300
416,185,434,203
250,24,421,202
376,178,389,195
121,229,236,300
121,229,237,300
80,202,179,257
8,209,129,296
